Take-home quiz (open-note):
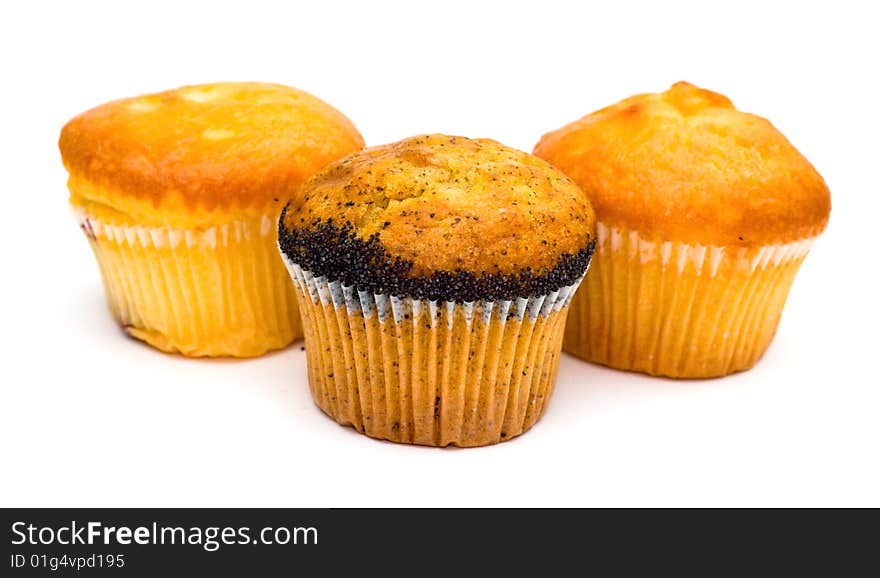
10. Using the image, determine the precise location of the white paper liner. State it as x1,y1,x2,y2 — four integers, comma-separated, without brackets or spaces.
282,259,583,325
74,207,275,250
598,222,815,274
566,222,818,377
74,208,299,356
281,254,586,446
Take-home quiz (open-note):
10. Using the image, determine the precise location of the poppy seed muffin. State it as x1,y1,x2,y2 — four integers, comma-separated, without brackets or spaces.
279,134,596,447
534,82,831,378
60,82,364,357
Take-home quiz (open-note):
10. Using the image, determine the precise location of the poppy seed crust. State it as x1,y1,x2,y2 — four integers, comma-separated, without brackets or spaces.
280,135,597,280
279,207,595,302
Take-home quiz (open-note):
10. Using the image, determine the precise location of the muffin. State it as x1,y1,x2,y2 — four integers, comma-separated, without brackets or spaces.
278,134,596,446
60,82,364,357
534,82,830,378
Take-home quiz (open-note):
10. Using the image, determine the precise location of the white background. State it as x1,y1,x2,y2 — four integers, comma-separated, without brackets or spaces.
2,0,878,507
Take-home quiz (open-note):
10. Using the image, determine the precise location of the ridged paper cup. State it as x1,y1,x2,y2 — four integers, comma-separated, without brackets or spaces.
283,259,583,447
76,206,300,357
565,222,816,378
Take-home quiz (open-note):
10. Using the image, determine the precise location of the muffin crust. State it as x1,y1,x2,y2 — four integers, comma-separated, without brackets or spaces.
60,82,364,213
534,82,830,246
280,134,596,301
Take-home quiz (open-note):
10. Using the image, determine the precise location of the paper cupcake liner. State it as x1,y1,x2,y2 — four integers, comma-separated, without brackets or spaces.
76,208,300,357
565,222,816,378
283,258,582,447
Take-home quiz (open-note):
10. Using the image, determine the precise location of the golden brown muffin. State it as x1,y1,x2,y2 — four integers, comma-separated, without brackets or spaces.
61,82,364,357
534,82,830,378
279,134,597,446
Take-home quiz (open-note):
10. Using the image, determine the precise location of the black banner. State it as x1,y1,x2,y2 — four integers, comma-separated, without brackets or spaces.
1,509,874,575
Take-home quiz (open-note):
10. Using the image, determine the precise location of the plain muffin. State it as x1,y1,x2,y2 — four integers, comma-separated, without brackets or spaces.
534,82,830,378
60,82,364,357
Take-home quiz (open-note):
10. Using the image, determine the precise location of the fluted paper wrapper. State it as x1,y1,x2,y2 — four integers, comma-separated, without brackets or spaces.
284,259,583,447
565,222,816,378
77,209,300,357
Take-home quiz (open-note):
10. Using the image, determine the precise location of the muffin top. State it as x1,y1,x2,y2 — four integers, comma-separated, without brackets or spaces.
60,82,364,216
534,82,830,246
279,134,596,301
